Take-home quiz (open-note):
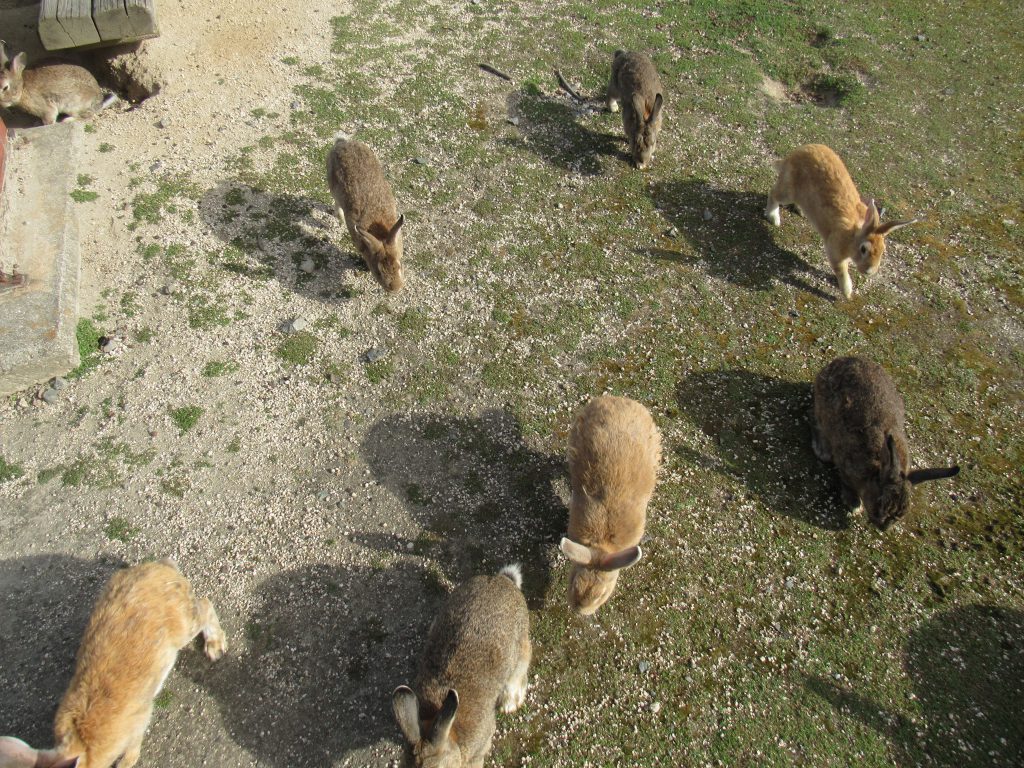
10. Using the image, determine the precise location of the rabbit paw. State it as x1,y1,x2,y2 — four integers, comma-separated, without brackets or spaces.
204,633,228,661
499,682,527,713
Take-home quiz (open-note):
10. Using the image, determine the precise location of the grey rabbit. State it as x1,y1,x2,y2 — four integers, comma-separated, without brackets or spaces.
393,564,531,767
326,135,405,292
812,356,959,529
0,43,116,125
606,50,664,169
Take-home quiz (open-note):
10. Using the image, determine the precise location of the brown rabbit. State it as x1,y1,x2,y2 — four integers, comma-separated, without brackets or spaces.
813,356,959,530
393,564,531,768
0,559,226,768
606,50,664,169
560,395,661,615
326,136,405,293
0,44,116,126
765,143,919,299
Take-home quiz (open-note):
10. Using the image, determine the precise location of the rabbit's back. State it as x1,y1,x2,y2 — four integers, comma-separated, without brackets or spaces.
54,561,197,754
327,139,397,226
778,144,863,228
612,52,662,103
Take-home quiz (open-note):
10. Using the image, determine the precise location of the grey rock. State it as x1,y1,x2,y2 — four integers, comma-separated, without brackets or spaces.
506,116,520,126
412,157,427,165
100,338,120,355
290,100,301,110
40,387,59,404
665,226,680,238
638,660,650,673
702,208,714,221
160,280,180,296
51,376,68,391
915,33,927,41
785,577,796,590
364,347,389,363
279,317,309,334
156,118,168,129
299,258,316,273
149,161,163,172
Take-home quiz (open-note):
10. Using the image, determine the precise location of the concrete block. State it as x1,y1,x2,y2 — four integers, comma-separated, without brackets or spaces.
0,122,83,397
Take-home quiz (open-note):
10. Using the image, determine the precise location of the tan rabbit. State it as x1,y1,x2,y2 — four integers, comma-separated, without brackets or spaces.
813,356,959,530
560,395,661,615
765,144,919,299
0,44,116,126
0,559,226,768
606,50,664,169
393,564,531,768
326,136,405,293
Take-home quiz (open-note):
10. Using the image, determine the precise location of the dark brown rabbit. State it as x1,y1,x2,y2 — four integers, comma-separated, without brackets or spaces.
606,50,664,169
812,356,959,529
326,136,405,292
0,44,116,125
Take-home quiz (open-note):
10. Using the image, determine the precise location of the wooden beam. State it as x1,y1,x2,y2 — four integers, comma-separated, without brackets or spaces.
39,0,76,50
57,0,101,47
92,0,134,41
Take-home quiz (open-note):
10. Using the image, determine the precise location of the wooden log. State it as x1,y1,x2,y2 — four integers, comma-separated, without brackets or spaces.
57,0,101,47
92,0,134,41
39,0,76,50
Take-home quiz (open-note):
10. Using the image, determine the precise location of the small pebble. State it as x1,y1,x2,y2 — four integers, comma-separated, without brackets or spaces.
788,310,799,318
506,116,520,126
50,376,67,391
406,542,415,551
99,337,120,354
650,701,662,714
149,161,163,172
665,226,680,238
785,577,796,589
1002,219,1015,227
364,347,389,363
412,157,427,165
299,258,316,273
290,101,301,110
638,660,650,673
280,317,309,333
40,388,58,405
915,33,927,42
156,118,169,129
161,280,180,296
702,208,714,221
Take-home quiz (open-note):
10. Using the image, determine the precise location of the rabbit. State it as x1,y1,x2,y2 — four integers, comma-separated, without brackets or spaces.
0,559,226,768
606,50,664,169
812,356,960,530
560,395,661,615
0,44,117,126
393,564,531,768
326,136,405,293
765,143,919,299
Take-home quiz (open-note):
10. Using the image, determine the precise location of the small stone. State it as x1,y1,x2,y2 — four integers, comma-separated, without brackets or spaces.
702,208,714,221
1002,218,1016,227
149,430,159,438
50,376,67,391
299,258,316,273
40,388,58,405
637,660,650,673
279,317,309,333
149,161,163,172
942,87,955,96
406,542,415,551
161,280,180,296
99,337,120,354
318,490,330,501
785,577,796,589
650,701,662,714
915,33,927,42
156,118,169,129
412,157,427,165
364,347,389,363
290,101,301,110
506,116,520,126
945,189,955,197
665,226,680,238
556,202,564,210
788,309,799,318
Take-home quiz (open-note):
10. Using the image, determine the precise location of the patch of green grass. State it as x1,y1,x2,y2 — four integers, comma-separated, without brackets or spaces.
201,360,239,378
160,477,189,498
226,436,242,453
274,331,319,366
153,690,174,709
365,358,394,383
70,189,99,202
131,177,203,226
0,457,24,483
98,142,114,153
67,319,104,379
169,405,203,434
134,326,155,343
281,55,299,65
104,516,136,543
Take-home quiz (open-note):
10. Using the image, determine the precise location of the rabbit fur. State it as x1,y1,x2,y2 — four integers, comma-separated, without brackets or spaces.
606,50,664,169
393,564,531,768
812,356,959,530
0,44,116,126
765,144,919,299
326,137,405,293
0,559,226,768
560,396,661,615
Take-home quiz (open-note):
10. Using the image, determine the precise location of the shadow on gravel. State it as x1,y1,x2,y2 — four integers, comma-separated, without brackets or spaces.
185,561,435,767
675,369,847,529
360,408,565,608
648,179,836,302
503,88,624,176
199,181,364,303
806,604,1024,767
0,554,124,743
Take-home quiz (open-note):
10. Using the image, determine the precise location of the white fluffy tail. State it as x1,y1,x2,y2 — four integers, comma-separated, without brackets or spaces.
499,563,523,589
333,129,351,142
100,93,119,111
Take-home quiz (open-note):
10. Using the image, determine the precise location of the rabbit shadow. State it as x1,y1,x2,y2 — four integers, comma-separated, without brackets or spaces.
359,408,566,609
648,179,836,302
502,87,624,176
675,369,848,530
805,604,1024,767
183,561,436,767
198,181,364,304
0,554,125,743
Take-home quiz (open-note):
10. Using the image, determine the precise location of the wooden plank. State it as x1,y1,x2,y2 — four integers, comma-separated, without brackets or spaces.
57,0,101,47
125,0,159,38
39,0,76,50
92,0,134,42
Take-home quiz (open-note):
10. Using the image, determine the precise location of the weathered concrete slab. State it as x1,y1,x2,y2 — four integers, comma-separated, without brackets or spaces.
0,122,82,396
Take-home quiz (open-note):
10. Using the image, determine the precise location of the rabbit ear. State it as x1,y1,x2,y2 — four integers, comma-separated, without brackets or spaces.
560,537,596,565
859,199,880,237
385,214,404,243
354,225,381,248
0,41,8,68
0,738,58,768
631,93,647,119
596,545,642,572
907,465,960,484
11,52,26,75
392,686,421,745
430,689,459,745
875,217,920,237
882,434,901,481
648,93,664,124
